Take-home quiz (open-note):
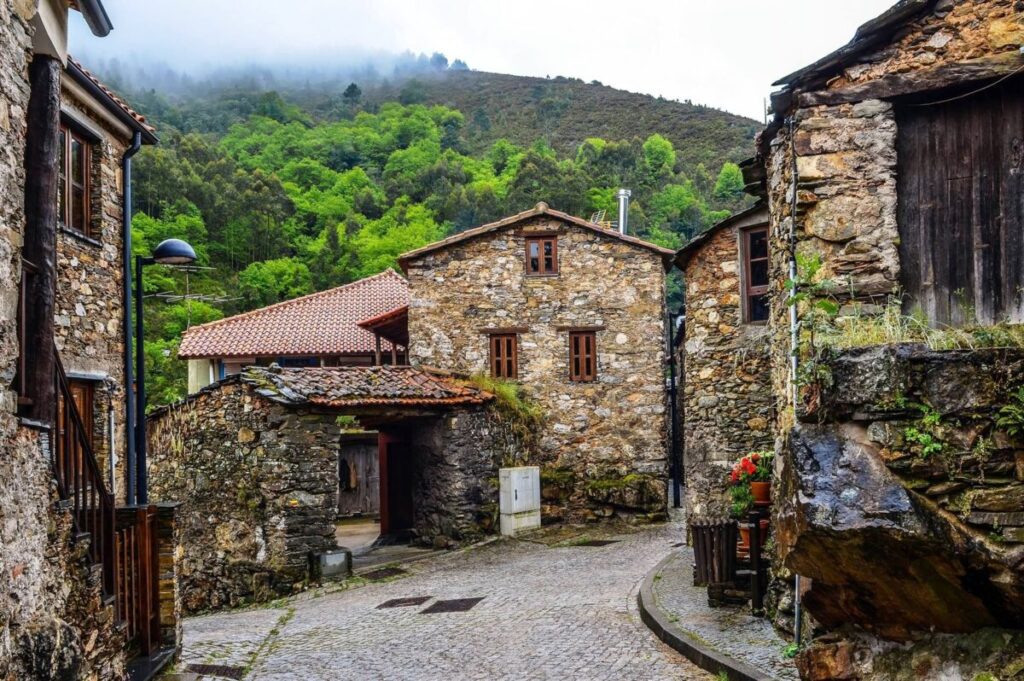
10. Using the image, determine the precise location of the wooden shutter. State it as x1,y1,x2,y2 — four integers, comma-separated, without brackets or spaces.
743,227,770,323
490,334,518,379
569,331,597,382
896,75,1024,325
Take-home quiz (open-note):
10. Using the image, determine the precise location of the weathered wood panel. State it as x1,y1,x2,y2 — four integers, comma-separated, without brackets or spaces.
897,75,1024,325
337,437,379,516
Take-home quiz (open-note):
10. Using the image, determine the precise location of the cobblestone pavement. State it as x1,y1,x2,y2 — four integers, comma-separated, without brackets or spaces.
179,523,712,680
651,549,798,680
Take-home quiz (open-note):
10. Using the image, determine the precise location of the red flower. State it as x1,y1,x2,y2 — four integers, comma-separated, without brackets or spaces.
751,453,760,462
741,459,757,475
730,469,739,483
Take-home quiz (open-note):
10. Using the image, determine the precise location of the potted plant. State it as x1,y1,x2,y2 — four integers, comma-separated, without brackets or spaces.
729,452,773,549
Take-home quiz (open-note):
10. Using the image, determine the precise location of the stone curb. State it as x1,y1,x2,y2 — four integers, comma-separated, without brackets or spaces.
638,552,776,681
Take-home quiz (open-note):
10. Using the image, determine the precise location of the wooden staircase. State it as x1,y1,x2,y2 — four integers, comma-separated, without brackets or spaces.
54,354,169,677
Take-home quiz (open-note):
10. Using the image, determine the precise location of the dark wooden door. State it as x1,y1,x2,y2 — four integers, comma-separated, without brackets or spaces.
338,437,380,516
378,433,415,535
896,75,1024,326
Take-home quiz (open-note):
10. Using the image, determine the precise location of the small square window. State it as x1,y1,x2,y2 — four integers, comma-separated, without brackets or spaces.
525,237,557,275
489,334,518,379
568,331,597,382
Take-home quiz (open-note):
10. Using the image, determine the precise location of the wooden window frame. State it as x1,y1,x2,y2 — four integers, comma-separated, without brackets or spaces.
524,236,558,276
58,123,93,238
488,333,518,379
568,331,597,382
740,226,770,324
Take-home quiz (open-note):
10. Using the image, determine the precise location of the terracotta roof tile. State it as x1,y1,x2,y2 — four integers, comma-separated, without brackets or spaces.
243,365,492,408
67,57,157,138
179,269,409,359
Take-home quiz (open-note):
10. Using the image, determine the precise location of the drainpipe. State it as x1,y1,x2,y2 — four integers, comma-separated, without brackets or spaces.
787,116,804,646
666,306,683,508
122,131,142,505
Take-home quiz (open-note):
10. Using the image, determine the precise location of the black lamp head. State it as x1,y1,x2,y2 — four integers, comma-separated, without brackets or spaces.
152,239,197,266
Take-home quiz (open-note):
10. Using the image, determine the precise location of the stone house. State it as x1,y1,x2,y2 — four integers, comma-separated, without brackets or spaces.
399,202,675,520
746,0,1024,676
673,204,774,519
147,365,504,613
0,3,180,679
180,268,409,393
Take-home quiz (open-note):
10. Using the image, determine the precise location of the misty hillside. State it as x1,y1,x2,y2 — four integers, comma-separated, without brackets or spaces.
357,71,760,169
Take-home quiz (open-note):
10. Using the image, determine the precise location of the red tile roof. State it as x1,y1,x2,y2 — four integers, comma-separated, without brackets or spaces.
66,57,157,141
179,269,409,359
243,365,492,408
397,202,675,270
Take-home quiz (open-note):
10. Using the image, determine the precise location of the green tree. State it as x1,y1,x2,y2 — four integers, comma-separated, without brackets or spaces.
642,133,676,174
237,258,313,308
713,162,745,201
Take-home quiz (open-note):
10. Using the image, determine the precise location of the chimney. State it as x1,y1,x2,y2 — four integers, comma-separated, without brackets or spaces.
616,188,631,235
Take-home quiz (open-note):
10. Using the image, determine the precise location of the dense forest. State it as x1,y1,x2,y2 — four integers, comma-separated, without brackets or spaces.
110,57,761,407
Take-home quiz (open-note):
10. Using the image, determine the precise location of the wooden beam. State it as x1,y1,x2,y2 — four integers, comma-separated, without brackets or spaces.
374,334,382,366
22,55,62,423
797,52,1024,108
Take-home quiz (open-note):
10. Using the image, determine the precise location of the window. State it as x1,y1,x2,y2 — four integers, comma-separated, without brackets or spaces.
58,124,92,237
525,236,557,275
742,227,769,323
489,334,518,379
568,331,597,382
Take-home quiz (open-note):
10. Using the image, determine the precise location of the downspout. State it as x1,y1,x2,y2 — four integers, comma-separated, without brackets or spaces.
122,131,142,505
787,115,803,646
667,305,684,508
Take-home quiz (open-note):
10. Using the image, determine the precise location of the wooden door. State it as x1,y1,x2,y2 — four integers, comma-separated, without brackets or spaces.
896,75,1024,325
338,438,380,516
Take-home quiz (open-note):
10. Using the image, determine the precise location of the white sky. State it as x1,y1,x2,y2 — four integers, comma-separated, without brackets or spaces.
70,0,897,121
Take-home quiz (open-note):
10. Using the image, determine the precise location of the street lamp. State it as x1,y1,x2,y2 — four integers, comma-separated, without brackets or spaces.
134,238,196,504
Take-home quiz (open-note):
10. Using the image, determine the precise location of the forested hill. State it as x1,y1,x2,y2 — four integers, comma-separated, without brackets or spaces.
111,61,762,407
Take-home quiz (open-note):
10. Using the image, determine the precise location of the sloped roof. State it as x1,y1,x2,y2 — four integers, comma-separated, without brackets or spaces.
179,269,409,359
773,0,934,88
397,202,675,270
243,365,492,408
674,203,768,270
66,57,158,144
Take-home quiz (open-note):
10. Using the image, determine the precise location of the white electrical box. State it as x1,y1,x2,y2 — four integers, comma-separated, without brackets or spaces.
499,466,541,536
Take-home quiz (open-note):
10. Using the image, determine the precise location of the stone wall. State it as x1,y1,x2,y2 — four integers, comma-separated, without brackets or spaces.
148,379,340,614
406,214,670,520
56,85,130,501
681,222,773,519
781,345,1024,677
404,409,504,546
0,4,128,679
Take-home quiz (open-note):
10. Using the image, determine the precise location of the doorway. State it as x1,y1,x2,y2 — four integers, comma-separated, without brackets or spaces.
378,430,415,538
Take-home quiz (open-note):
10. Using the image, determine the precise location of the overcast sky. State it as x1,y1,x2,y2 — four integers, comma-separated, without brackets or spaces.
70,1,896,121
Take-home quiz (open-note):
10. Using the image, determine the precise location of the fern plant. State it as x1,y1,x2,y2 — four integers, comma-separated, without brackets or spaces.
996,386,1024,441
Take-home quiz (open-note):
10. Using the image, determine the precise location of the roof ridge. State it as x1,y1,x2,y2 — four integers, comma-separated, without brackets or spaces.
397,202,675,266
182,268,406,335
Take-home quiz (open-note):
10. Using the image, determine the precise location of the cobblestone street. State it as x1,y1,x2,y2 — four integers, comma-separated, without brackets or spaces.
178,523,711,680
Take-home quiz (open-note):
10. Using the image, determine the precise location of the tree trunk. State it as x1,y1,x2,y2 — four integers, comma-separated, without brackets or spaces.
23,55,61,424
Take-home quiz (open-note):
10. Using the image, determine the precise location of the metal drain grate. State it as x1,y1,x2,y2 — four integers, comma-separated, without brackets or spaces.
362,566,407,580
574,539,619,547
377,596,432,609
420,597,484,613
186,663,246,679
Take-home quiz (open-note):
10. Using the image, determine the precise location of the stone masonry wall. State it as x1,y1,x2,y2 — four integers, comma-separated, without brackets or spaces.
148,379,339,614
682,225,773,519
56,86,130,501
407,408,504,547
0,5,128,679
406,215,669,520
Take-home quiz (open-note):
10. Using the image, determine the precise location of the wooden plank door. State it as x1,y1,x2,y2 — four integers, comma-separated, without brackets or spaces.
896,74,1024,325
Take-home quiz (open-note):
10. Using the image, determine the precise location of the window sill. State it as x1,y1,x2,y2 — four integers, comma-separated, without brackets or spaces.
524,273,560,279
59,226,102,248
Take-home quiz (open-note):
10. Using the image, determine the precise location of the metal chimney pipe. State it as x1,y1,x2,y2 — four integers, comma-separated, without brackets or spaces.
617,188,631,235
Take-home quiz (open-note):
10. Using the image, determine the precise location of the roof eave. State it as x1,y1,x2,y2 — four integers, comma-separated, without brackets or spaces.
65,60,157,144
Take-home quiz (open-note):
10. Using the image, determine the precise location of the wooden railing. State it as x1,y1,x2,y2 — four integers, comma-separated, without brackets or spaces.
116,506,161,656
55,355,116,597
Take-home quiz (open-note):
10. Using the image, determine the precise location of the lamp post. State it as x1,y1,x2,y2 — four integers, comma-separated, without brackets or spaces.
134,238,196,504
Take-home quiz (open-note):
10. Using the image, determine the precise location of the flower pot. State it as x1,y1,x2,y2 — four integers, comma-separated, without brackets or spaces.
737,519,770,553
751,481,772,507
